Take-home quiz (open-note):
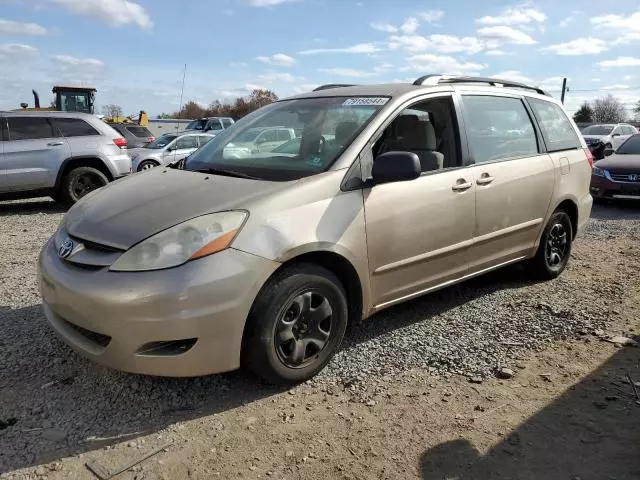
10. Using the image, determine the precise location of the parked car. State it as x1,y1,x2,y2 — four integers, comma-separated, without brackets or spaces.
0,111,131,204
591,134,640,200
39,77,592,384
108,123,155,149
582,123,637,150
128,132,214,171
185,117,235,134
223,126,297,158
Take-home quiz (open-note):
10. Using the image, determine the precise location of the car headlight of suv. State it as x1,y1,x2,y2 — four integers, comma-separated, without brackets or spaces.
592,167,607,177
110,211,247,272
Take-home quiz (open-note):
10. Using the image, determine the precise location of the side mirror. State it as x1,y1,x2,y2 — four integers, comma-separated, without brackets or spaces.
612,133,620,137
604,148,614,157
371,151,421,185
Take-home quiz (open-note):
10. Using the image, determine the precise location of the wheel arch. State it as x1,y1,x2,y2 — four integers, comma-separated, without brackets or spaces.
54,156,113,192
553,197,579,240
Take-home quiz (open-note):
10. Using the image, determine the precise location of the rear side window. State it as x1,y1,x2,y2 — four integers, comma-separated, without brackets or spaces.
276,129,291,141
7,117,56,140
221,118,233,128
462,95,538,164
55,118,100,137
176,136,198,149
527,98,581,152
126,126,153,137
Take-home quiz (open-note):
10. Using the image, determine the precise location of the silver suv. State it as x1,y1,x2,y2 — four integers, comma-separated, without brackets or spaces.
0,111,132,204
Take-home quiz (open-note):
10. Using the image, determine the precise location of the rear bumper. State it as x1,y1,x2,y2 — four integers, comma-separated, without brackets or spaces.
590,176,640,198
107,153,133,177
38,238,279,376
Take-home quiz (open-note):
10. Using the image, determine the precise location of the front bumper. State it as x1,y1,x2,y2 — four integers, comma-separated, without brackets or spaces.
38,239,279,377
591,175,640,199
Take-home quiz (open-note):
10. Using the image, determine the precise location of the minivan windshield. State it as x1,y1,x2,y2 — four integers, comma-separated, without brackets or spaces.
145,134,176,149
583,125,614,135
616,135,640,154
185,96,387,181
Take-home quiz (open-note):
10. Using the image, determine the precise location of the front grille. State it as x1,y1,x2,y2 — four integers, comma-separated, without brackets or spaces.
68,235,123,253
63,319,111,348
610,173,640,183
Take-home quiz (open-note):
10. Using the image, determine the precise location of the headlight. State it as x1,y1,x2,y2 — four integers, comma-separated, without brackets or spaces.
109,211,247,272
592,167,607,177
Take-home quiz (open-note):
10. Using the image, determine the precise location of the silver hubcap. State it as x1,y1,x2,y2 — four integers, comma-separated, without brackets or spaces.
546,223,568,267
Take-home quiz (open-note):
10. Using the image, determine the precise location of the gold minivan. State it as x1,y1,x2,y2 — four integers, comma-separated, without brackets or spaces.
38,76,593,384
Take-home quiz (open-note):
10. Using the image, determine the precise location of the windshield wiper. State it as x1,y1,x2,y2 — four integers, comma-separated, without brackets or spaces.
194,167,260,180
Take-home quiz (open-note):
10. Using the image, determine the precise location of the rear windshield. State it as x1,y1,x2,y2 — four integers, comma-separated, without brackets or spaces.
616,135,640,154
185,96,387,181
583,125,614,135
126,126,153,137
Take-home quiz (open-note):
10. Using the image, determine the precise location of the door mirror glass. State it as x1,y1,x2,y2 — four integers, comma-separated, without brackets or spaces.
372,151,421,185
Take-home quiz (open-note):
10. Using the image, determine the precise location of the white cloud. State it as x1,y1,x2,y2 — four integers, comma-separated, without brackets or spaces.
292,83,320,94
371,22,397,33
542,38,609,55
299,43,380,55
477,25,536,45
229,61,248,68
318,67,377,77
244,0,298,5
592,78,601,82
485,49,507,56
612,33,640,45
598,56,640,68
402,54,486,75
591,11,640,34
602,84,631,90
538,76,566,90
52,54,105,69
491,70,533,84
257,72,303,83
419,10,444,24
257,53,296,67
373,62,394,73
400,17,419,34
0,19,48,35
477,7,546,25
245,83,267,91
50,0,152,30
623,75,633,80
0,43,38,61
389,34,483,54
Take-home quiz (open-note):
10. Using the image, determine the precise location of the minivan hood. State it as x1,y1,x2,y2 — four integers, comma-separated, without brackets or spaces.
64,168,285,250
594,154,640,172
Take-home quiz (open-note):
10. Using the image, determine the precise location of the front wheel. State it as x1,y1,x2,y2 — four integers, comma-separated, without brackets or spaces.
137,160,159,172
242,264,348,385
526,210,573,279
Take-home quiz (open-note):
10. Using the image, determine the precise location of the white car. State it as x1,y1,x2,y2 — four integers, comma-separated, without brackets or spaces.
129,132,214,171
582,123,638,150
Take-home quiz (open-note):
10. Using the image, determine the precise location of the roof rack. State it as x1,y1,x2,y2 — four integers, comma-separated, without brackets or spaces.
313,84,358,91
413,74,549,96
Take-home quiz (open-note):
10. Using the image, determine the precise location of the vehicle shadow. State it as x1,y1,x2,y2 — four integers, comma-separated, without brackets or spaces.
0,199,66,217
0,265,541,473
419,336,640,480
590,199,640,221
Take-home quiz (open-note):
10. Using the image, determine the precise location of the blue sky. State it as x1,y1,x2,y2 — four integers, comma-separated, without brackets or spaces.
1,0,640,117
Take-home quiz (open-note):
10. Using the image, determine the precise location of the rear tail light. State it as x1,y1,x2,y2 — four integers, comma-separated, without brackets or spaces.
147,136,155,143
585,148,594,168
113,137,127,149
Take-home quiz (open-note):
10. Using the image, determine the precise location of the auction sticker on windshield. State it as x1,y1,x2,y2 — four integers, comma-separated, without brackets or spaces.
342,97,389,106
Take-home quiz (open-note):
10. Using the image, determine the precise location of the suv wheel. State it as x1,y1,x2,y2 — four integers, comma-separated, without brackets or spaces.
527,210,573,279
243,264,348,385
59,166,109,204
138,160,159,172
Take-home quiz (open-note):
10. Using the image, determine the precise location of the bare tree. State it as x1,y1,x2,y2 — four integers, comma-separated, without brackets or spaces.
160,89,279,120
591,95,627,123
633,100,640,122
102,104,123,118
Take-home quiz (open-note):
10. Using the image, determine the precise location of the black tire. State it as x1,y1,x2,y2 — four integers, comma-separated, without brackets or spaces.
58,166,109,205
242,264,348,385
137,160,159,172
527,210,573,280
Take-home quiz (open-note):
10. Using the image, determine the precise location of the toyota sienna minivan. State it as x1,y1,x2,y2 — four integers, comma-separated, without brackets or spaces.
38,76,593,384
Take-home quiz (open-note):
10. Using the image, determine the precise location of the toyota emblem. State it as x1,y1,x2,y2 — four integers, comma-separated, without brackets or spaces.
58,239,74,259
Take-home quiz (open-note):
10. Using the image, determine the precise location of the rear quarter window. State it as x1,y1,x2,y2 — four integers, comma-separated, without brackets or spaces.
527,98,581,152
55,118,100,137
126,126,153,137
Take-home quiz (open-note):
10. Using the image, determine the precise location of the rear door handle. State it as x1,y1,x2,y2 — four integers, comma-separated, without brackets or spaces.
47,142,64,146
452,180,473,191
476,174,494,185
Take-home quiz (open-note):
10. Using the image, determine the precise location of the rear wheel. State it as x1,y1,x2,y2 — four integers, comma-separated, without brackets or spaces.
526,210,573,279
137,160,159,172
242,264,348,385
58,166,109,205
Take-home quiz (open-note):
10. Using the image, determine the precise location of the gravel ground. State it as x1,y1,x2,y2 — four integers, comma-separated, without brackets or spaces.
1,197,639,474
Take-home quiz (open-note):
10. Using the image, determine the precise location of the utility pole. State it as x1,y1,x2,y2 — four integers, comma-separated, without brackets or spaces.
560,77,567,104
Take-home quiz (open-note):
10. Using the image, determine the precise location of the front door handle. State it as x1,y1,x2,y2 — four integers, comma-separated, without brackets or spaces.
452,179,473,191
47,141,65,146
476,174,494,185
